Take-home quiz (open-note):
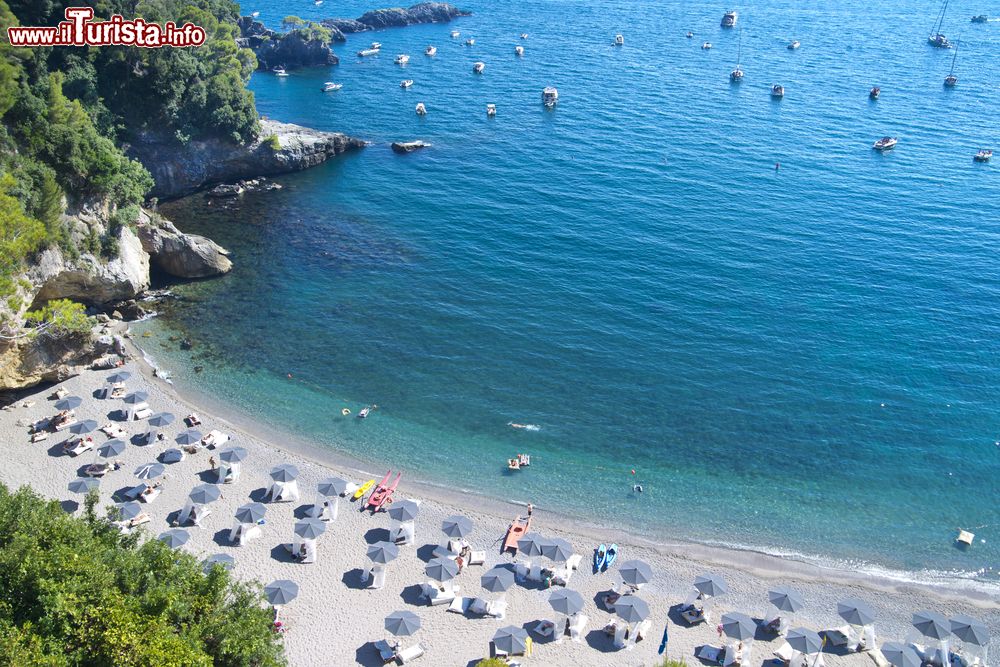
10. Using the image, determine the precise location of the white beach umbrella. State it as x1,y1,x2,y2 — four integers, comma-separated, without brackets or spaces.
97,439,127,459
838,598,876,626
493,626,529,655
366,541,400,564
147,412,175,428
69,419,98,435
294,518,327,540
387,499,420,523
618,559,653,587
106,371,131,384
913,611,951,640
175,429,202,446
317,477,349,497
481,567,515,593
549,588,584,616
115,501,144,521
189,484,221,505
614,595,650,624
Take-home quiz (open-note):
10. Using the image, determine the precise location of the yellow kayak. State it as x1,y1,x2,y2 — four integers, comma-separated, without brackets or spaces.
352,479,375,500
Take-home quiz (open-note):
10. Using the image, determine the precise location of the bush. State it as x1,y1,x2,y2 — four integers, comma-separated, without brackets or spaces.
0,484,286,665
656,659,689,667
475,660,509,667
24,298,92,338
265,134,281,151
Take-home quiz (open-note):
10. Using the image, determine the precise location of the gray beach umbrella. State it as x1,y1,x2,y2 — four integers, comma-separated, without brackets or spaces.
69,419,98,435
542,537,574,563
425,557,459,582
441,514,473,538
366,541,400,564
517,532,549,558
264,579,299,605
97,439,127,458
549,588,585,616
175,429,202,446
385,610,421,637
838,598,876,626
161,448,184,464
694,573,729,598
614,595,651,624
158,528,190,549
219,446,248,464
147,412,175,428
949,615,990,646
68,477,100,494
787,627,824,655
294,518,327,539
618,559,653,587
106,371,131,384
270,463,299,482
721,612,757,641
55,396,83,411
123,391,149,405
134,462,165,479
387,499,420,523
768,586,805,613
317,476,349,497
189,483,221,505
204,553,235,572
235,502,266,524
481,567,515,593
913,611,951,640
493,626,529,655
882,642,922,667
116,501,144,521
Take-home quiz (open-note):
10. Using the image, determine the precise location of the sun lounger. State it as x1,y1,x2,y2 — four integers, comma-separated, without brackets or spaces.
568,613,588,643
468,550,486,566
698,645,723,664
374,639,399,664
133,406,152,420
823,626,851,648
391,522,415,545
534,620,556,638
566,553,582,571
231,523,261,545
682,606,707,625
84,462,109,477
64,437,94,456
448,596,472,614
201,429,229,449
53,416,78,431
469,598,488,615
109,385,126,399
126,512,151,529
420,582,458,606
31,431,48,443
53,388,68,400
396,642,425,664
100,423,127,438
185,413,202,427
773,642,794,665
137,486,160,503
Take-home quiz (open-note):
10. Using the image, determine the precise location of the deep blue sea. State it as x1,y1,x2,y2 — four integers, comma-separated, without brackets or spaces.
136,0,1000,588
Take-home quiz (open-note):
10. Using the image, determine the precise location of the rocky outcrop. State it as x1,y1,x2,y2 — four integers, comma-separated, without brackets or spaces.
127,119,366,200
137,212,232,279
322,3,469,33
0,330,116,391
237,17,342,69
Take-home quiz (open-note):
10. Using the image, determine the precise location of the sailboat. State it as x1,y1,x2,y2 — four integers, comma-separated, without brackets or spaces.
929,0,952,47
730,29,744,81
944,40,959,86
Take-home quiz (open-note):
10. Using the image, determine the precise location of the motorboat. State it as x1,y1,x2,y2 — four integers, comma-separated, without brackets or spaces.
928,0,952,47
787,40,800,49
686,31,694,38
973,149,992,162
357,48,379,57
370,42,382,50
873,136,898,151
400,79,413,88
515,45,524,56
721,10,738,27
614,34,624,46
450,30,460,37
425,45,437,56
358,405,376,418
322,82,342,91
771,84,784,98
542,86,558,108
272,66,288,76
944,41,959,86
971,15,988,23
730,66,744,81
415,102,427,115
520,33,529,39
702,41,712,49
486,103,496,116
465,38,475,46
395,54,410,64
251,11,259,17
472,61,485,73
869,86,880,99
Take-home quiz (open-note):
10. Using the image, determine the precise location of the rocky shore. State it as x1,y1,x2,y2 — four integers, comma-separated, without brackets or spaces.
237,17,341,70
321,2,469,34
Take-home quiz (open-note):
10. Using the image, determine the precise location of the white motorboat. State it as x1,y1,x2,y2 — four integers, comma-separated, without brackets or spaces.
787,40,800,49
486,103,496,116
771,84,784,98
400,79,413,88
395,54,410,64
272,66,288,76
520,33,529,39
415,102,427,115
357,48,379,57
465,38,475,46
322,82,342,91
370,42,382,50
614,34,624,46
472,61,485,73
686,31,694,38
251,11,259,17
973,149,992,162
515,45,524,56
721,10,738,27
869,86,880,100
873,136,898,151
451,30,460,37
702,41,712,49
425,45,437,56
542,86,558,108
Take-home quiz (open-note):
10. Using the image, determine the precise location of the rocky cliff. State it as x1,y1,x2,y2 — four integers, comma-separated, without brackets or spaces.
236,17,342,69
127,119,366,200
322,3,469,33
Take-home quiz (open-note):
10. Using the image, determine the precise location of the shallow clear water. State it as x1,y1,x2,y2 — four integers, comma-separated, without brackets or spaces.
136,0,1000,587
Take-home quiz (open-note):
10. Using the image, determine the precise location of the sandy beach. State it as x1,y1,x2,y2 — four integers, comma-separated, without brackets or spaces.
0,328,996,667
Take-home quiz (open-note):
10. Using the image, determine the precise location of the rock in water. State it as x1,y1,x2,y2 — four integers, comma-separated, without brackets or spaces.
137,213,233,279
391,141,431,153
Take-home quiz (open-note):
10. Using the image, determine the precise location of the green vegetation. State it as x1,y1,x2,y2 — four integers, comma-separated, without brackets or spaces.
24,299,93,338
474,659,509,667
265,134,282,150
281,14,331,43
655,659,689,667
0,484,285,666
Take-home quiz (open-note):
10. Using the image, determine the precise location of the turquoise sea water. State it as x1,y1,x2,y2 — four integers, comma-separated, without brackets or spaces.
137,0,1000,587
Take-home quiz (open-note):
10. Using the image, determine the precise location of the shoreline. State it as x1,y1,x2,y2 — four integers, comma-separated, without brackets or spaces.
131,334,999,606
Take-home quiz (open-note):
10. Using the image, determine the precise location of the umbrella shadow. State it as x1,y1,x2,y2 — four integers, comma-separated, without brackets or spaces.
364,528,390,545
248,487,269,503
111,485,135,502
585,629,619,654
74,464,97,477
46,441,68,457
416,543,439,563
165,509,184,527
195,469,219,484
107,409,129,423
667,602,693,626
90,389,104,400
754,620,779,642
293,504,315,520
354,643,389,667
342,568,371,591
526,620,560,645
270,543,298,564
399,584,425,606
819,633,852,656
131,433,153,446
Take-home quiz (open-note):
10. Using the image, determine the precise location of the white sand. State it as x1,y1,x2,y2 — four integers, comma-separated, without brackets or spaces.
0,331,996,667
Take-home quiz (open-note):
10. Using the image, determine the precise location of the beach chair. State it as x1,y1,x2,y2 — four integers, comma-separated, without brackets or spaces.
420,582,457,606
568,613,588,643
773,642,794,666
468,550,486,566
138,486,160,503
31,431,48,443
396,642,425,664
823,626,851,648
184,413,202,427
53,415,78,431
534,620,556,638
698,645,723,664
682,605,707,625
84,462,109,477
447,596,472,614
53,388,68,400
202,429,229,448
486,598,507,619
64,437,94,457
374,639,399,664
391,522,415,545
126,512,151,529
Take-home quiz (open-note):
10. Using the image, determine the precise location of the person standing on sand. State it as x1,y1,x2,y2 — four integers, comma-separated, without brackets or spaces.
527,503,533,518
209,456,217,470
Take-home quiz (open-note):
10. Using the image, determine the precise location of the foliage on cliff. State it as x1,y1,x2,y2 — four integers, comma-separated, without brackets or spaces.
0,484,285,666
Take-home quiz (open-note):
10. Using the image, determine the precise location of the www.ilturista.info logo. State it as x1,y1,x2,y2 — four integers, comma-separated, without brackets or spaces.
7,7,206,48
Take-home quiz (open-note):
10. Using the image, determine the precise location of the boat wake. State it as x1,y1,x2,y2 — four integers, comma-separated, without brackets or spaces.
508,422,540,431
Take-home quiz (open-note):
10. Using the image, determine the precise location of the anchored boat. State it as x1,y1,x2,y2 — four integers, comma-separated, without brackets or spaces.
873,136,898,151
